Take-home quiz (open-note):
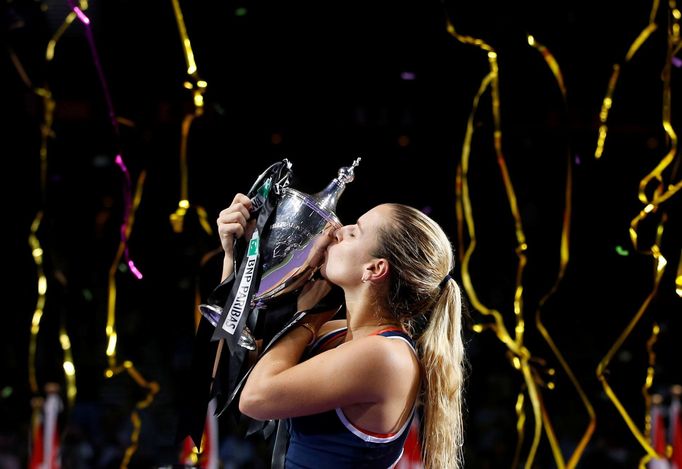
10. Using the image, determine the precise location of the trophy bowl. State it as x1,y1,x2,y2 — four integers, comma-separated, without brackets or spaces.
252,187,341,307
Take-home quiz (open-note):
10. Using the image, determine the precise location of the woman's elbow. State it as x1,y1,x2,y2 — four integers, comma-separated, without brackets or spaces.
239,387,269,420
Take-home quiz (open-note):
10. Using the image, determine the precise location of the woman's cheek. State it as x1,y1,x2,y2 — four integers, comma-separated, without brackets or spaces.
319,251,335,279
321,251,346,283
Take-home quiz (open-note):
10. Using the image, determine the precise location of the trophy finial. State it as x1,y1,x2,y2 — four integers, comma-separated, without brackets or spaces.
337,157,361,185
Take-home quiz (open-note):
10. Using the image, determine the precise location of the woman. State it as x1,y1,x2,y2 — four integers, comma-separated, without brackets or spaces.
217,193,466,469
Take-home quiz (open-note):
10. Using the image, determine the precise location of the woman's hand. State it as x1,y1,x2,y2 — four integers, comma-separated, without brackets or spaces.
295,227,335,307
297,278,333,314
303,223,336,270
217,193,254,280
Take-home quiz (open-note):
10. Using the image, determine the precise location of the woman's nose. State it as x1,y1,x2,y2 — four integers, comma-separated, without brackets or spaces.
334,226,345,241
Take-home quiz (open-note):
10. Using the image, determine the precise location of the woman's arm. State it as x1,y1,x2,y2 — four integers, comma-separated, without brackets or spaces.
238,321,409,421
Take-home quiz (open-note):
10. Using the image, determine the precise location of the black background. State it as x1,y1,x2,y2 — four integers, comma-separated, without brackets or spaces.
3,0,681,467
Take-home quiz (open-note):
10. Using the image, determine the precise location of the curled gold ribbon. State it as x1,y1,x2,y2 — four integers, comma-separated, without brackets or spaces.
447,18,547,468
59,322,76,408
528,35,596,468
594,1,660,159
106,171,146,367
527,35,566,98
596,216,667,459
676,251,682,297
105,361,160,468
632,1,682,216
12,6,77,404
641,323,660,437
169,0,212,235
637,324,661,469
28,212,46,396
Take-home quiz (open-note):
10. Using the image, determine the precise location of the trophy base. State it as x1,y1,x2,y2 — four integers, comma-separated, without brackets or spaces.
199,304,257,351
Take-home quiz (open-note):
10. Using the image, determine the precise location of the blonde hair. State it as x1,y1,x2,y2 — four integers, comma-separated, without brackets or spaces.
372,204,465,469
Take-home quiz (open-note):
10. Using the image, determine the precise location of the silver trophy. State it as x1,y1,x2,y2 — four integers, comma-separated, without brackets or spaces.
201,158,360,349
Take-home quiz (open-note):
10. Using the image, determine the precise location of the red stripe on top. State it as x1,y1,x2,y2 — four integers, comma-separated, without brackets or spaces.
371,327,406,336
351,423,398,438
313,329,347,353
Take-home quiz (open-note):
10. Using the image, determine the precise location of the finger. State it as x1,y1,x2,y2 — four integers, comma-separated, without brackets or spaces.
232,193,253,211
217,207,251,233
316,231,335,248
218,218,249,243
225,204,251,224
218,202,251,223
219,221,245,240
218,210,248,227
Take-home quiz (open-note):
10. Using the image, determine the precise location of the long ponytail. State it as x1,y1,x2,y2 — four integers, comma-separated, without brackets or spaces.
418,279,464,469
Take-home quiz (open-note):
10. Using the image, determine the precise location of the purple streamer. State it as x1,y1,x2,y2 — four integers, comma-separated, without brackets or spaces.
73,2,142,279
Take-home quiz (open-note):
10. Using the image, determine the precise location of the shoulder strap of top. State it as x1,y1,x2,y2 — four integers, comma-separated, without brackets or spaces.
372,327,416,353
309,327,347,354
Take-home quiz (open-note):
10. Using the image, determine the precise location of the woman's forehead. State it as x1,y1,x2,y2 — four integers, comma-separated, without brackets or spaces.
359,204,394,226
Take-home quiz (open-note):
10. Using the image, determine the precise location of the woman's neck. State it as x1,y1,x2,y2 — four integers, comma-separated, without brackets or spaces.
343,290,399,340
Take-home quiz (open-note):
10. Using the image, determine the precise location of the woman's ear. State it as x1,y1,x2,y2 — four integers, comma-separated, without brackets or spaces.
364,258,390,283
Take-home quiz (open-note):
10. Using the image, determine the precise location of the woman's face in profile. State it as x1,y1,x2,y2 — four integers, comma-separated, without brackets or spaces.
321,204,392,287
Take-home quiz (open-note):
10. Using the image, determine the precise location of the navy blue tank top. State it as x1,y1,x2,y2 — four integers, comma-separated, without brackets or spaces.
285,327,417,469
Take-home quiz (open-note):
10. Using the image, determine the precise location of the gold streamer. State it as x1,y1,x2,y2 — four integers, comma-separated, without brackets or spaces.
638,393,666,469
59,323,77,408
634,2,682,210
594,1,659,159
169,0,212,235
105,171,146,366
512,391,526,468
596,216,667,458
594,0,682,460
676,251,682,296
641,323,660,441
105,361,160,468
447,19,546,468
600,32,675,443
46,12,76,61
104,171,158,468
14,4,77,403
526,35,566,97
28,212,46,396
528,35,596,468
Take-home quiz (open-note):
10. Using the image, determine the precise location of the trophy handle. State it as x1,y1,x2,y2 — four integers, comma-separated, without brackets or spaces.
246,159,292,197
